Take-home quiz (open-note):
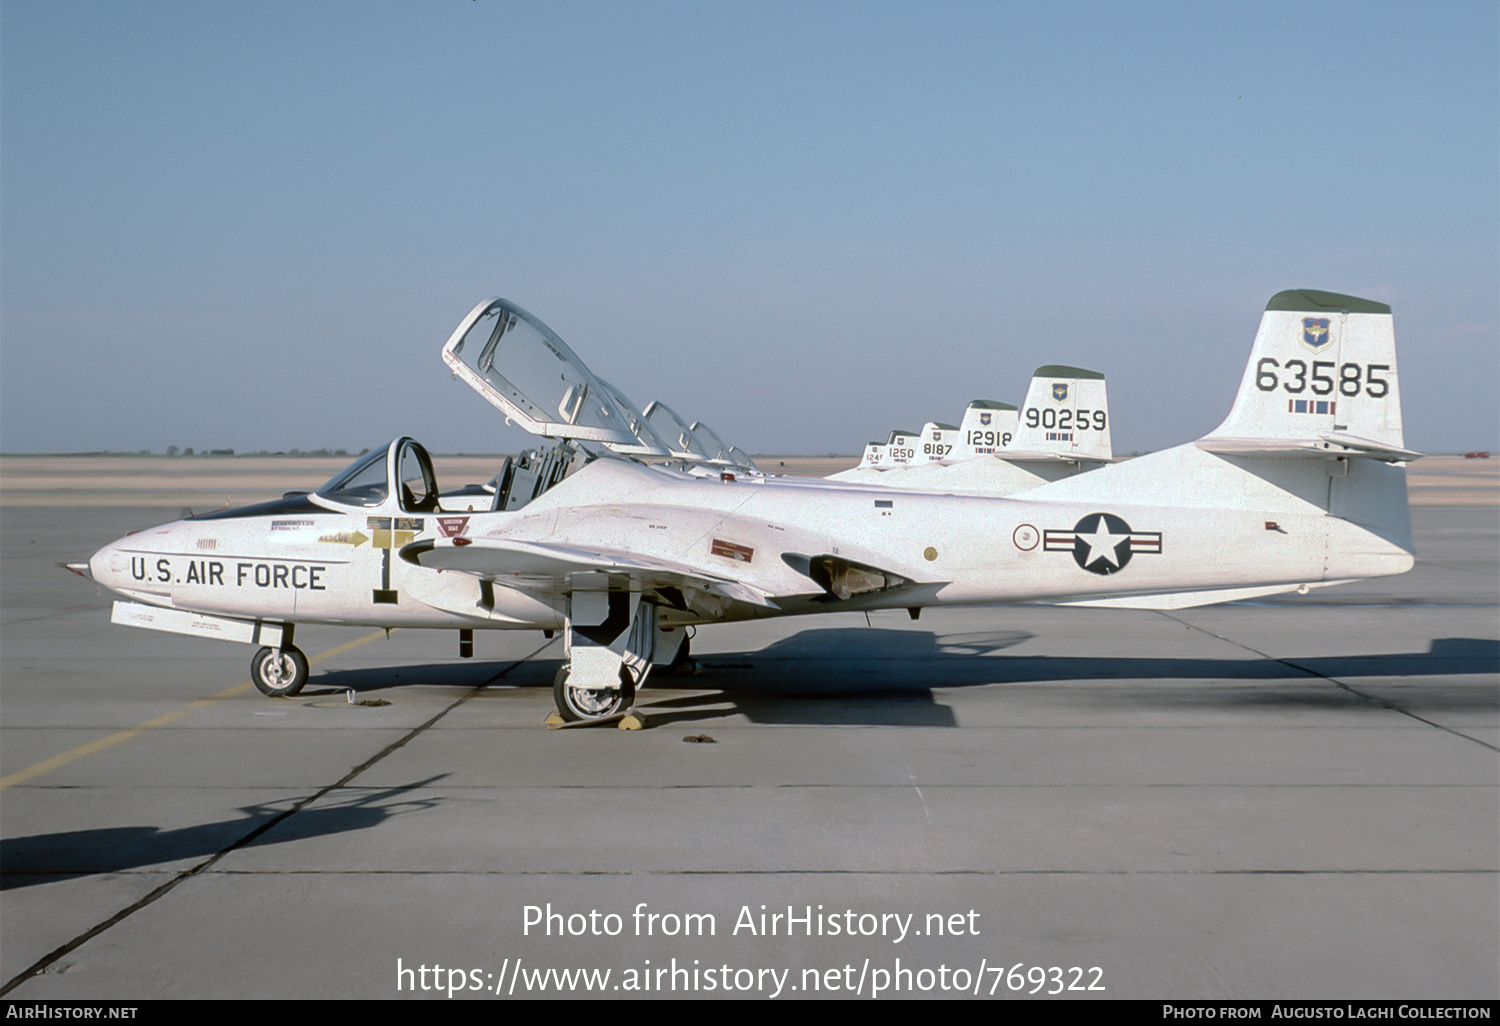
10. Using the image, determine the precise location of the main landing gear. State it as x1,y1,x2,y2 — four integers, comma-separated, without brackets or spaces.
547,594,691,727
552,664,637,723
252,645,309,697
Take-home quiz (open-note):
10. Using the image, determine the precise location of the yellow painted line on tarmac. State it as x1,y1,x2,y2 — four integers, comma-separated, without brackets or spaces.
0,630,388,789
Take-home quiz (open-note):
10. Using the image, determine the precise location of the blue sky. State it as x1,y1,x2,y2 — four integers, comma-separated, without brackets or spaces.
3,0,1496,455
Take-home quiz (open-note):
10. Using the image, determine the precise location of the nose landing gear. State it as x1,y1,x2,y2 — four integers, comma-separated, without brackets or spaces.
252,645,309,697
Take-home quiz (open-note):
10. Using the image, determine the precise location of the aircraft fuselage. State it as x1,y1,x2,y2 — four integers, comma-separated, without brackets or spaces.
89,453,1412,632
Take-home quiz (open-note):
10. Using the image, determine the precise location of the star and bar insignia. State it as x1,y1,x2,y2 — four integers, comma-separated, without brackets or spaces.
1044,512,1162,575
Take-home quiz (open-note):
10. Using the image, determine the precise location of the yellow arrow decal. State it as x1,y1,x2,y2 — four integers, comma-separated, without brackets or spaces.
319,530,370,547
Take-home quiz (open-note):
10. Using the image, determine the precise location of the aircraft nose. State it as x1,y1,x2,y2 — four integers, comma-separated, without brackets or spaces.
88,536,128,590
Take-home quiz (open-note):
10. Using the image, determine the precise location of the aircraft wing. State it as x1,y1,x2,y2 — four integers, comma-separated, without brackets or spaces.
399,536,779,608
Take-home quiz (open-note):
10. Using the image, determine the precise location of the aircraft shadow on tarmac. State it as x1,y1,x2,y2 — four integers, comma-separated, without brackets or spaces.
305,628,1500,729
0,779,444,891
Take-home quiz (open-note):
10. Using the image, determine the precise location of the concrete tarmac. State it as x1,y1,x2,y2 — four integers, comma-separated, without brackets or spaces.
1,502,1495,1000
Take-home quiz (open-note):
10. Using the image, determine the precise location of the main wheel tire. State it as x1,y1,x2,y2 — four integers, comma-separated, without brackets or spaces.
553,664,635,723
252,645,310,697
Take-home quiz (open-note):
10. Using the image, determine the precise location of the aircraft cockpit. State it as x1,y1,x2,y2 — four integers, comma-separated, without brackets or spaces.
642,401,713,462
310,437,569,516
312,438,444,513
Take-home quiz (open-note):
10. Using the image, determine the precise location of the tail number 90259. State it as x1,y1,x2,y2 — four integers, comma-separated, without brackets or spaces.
1023,409,1107,430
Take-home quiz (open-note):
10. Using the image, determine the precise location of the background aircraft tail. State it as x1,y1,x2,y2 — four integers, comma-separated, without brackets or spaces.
916,421,960,463
877,429,920,467
950,400,1018,460
854,441,887,469
1004,366,1113,462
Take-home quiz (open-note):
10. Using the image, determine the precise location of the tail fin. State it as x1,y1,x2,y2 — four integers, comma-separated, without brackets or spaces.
854,441,886,469
877,429,920,467
915,421,960,463
1005,366,1113,462
1026,289,1415,585
1014,285,1410,600
950,400,1018,459
1202,289,1415,460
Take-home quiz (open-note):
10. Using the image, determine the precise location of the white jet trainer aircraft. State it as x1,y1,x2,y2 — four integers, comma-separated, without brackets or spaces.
76,289,1417,723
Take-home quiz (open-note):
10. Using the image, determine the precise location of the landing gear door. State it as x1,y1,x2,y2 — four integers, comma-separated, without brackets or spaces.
441,298,639,447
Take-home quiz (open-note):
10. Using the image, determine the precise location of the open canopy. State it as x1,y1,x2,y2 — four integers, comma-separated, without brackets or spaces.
442,298,640,446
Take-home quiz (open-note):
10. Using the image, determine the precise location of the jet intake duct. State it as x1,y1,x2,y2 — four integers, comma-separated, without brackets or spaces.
783,553,912,601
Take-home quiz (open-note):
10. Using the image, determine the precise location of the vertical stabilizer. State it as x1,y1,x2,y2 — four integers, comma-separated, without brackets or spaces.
875,429,920,467
951,400,1018,460
855,441,887,469
1008,366,1113,461
916,421,960,463
1031,289,1415,564
1204,289,1406,454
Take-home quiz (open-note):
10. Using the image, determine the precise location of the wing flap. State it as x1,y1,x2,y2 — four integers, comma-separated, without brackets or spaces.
400,537,779,608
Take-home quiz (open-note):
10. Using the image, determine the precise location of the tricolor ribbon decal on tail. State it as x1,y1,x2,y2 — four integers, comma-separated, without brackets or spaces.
1044,513,1162,575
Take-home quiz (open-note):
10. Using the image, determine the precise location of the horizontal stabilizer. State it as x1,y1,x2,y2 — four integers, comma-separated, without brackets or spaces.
992,448,1109,464
1198,434,1422,462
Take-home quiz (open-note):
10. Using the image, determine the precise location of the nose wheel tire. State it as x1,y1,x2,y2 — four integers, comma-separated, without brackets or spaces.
252,645,310,697
553,665,636,723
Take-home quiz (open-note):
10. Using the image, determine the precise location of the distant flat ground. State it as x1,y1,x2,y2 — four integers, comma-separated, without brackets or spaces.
0,453,1493,507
